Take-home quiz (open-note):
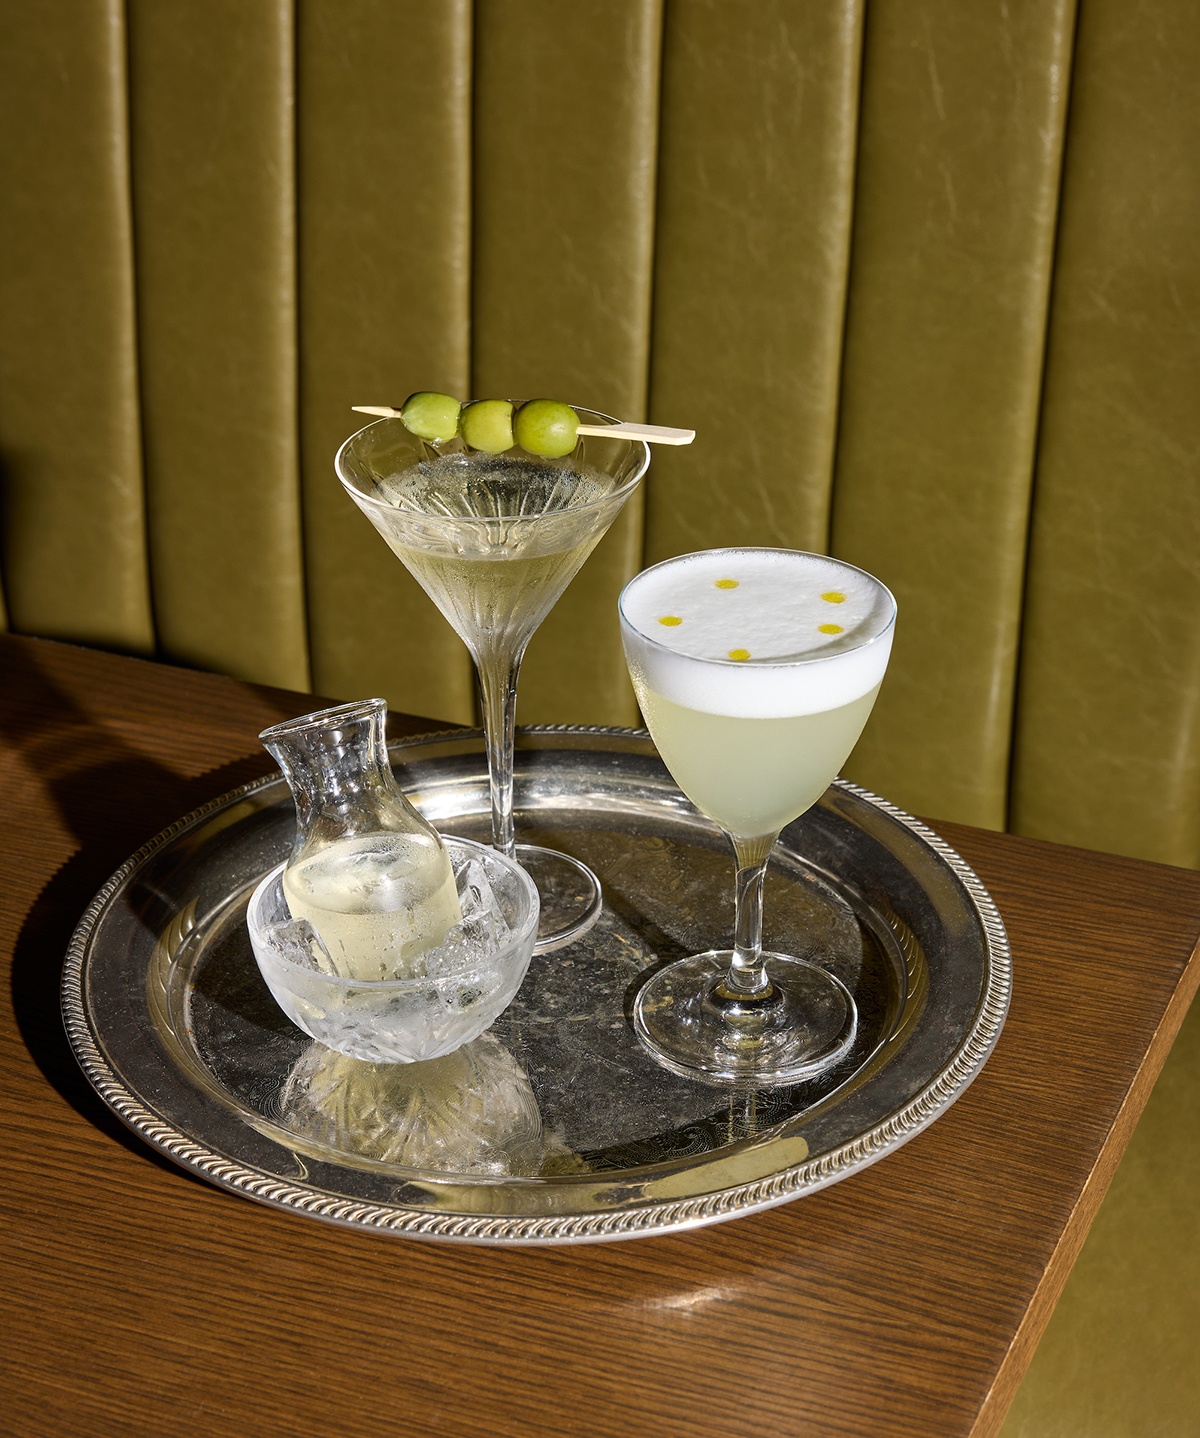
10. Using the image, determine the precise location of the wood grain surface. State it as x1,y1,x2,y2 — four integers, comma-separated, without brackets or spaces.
3,634,1198,1438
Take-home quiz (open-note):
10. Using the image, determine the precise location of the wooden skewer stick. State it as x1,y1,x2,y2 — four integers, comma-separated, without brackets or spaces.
577,420,695,446
351,405,695,446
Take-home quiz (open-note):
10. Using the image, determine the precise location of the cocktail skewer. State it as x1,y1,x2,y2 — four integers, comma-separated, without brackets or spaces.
351,405,695,446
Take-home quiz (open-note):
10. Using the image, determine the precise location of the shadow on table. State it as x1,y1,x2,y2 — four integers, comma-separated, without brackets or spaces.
2,639,293,1171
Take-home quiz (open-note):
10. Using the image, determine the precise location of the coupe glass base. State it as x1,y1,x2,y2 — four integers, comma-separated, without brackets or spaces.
516,843,604,953
632,951,857,1086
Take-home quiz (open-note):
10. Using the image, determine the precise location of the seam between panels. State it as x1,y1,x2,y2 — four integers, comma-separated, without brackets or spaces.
825,0,871,561
1003,0,1083,836
289,0,313,693
628,0,666,581
467,0,481,725
641,0,672,574
119,0,158,656
463,0,475,404
468,0,481,403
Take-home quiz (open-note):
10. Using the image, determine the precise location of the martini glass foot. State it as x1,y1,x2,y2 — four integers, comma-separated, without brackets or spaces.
632,951,857,1086
516,843,603,953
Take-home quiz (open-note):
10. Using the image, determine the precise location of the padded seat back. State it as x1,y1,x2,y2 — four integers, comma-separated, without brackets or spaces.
2,0,1198,864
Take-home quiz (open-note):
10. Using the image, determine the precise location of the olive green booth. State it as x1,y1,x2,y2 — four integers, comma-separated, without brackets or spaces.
2,2,1197,1433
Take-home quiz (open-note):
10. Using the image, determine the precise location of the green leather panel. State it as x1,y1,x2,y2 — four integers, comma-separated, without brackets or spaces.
298,0,475,726
0,0,152,653
645,0,863,563
470,0,663,727
127,0,308,691
1000,996,1200,1438
1010,0,1200,867
831,0,1075,831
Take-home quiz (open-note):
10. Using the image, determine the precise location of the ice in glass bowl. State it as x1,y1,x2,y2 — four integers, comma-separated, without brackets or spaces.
246,836,539,1063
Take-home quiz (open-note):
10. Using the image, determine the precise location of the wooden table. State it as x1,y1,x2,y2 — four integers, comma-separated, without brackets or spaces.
3,633,1198,1438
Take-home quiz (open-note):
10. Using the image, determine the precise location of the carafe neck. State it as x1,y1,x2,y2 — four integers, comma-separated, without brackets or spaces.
260,698,395,838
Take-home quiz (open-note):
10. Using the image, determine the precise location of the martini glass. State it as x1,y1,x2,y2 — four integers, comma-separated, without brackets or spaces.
337,410,650,951
620,547,896,1084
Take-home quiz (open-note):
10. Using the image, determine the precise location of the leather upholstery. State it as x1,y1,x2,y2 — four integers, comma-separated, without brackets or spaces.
128,0,309,691
297,0,475,723
832,0,1076,832
471,0,663,725
1010,0,1200,866
4,0,1198,864
647,2,861,563
1,6,1197,1431
0,0,152,654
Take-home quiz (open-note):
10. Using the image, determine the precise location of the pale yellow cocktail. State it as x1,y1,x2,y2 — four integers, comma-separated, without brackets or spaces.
620,547,896,1085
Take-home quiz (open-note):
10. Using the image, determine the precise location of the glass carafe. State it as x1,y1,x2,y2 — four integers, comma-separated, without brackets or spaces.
260,698,461,981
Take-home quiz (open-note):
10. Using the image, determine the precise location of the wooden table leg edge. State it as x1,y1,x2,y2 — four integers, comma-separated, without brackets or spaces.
973,935,1200,1437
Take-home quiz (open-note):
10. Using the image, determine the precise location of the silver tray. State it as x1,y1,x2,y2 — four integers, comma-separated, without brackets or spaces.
63,726,1011,1245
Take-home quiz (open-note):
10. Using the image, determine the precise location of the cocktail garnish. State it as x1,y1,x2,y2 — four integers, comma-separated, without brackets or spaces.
727,648,751,661
821,591,846,604
715,579,739,589
819,624,844,635
658,616,683,627
351,400,695,448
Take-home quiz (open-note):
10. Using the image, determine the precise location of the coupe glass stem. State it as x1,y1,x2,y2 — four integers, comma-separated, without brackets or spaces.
474,641,525,859
722,832,779,999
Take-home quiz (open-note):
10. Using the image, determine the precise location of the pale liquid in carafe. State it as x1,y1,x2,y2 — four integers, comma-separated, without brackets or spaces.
283,833,462,981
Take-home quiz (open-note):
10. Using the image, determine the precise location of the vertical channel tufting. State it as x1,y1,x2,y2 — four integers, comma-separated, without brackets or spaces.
471,0,664,727
127,0,308,690
646,0,864,564
0,0,152,652
298,0,475,725
831,0,1076,831
1011,1,1200,866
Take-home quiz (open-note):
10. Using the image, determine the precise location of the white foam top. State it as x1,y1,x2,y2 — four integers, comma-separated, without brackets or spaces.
620,549,896,718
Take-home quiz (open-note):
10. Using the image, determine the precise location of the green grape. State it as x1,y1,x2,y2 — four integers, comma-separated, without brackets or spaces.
513,399,580,459
400,391,462,443
460,399,514,454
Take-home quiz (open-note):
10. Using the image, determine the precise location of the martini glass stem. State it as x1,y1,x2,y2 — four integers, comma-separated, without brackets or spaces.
475,643,525,859
721,832,778,999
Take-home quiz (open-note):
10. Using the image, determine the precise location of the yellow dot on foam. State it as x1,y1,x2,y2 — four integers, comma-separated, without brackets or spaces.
714,579,739,590
818,623,844,635
658,615,682,627
821,591,846,604
728,648,751,661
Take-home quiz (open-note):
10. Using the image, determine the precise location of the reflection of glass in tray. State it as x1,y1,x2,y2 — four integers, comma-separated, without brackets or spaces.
277,1032,544,1175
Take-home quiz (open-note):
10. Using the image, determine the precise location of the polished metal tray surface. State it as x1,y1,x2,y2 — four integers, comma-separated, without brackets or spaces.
63,726,1011,1245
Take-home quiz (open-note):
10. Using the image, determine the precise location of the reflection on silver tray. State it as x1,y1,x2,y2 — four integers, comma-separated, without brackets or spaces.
62,726,1011,1244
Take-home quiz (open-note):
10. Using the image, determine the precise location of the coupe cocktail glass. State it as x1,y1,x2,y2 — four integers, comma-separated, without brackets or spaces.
337,411,650,952
620,547,896,1084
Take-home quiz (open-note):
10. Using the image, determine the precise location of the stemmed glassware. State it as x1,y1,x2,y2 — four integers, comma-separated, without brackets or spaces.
337,410,650,952
620,547,896,1084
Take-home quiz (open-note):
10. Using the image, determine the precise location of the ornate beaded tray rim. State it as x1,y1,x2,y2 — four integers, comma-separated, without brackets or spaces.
62,726,1011,1245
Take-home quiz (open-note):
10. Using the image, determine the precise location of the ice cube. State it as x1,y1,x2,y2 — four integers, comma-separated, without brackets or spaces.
456,858,510,949
420,858,514,971
263,917,338,977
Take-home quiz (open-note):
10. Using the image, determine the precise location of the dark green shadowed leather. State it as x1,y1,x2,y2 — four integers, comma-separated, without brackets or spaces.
471,0,663,728
127,0,308,691
0,0,152,653
298,0,475,726
832,0,1076,833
